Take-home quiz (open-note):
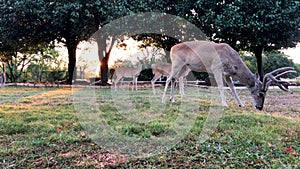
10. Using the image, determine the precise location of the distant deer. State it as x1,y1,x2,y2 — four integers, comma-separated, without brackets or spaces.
114,58,143,91
0,62,6,88
162,40,296,110
151,61,190,95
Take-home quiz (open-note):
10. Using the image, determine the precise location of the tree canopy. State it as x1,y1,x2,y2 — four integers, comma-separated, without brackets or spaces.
0,0,299,83
1,0,106,83
0,0,54,60
192,0,300,78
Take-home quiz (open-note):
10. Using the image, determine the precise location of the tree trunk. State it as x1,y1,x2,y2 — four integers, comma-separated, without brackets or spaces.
0,62,6,87
97,36,114,85
100,55,109,84
7,62,14,83
254,46,264,81
99,44,113,85
66,42,78,84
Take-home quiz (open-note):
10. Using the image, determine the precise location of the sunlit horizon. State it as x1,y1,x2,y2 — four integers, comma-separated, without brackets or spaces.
56,40,300,79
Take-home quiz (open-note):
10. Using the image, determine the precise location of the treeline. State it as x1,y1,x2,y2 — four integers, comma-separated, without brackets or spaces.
0,0,299,84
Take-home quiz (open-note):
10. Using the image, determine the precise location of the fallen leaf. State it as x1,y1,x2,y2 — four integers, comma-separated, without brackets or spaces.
57,127,62,133
284,148,296,155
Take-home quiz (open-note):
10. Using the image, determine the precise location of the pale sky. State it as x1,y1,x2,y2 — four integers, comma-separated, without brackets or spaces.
282,43,300,64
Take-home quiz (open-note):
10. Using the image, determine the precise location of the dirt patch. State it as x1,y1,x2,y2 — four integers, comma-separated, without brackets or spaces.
264,89,300,119
226,88,300,119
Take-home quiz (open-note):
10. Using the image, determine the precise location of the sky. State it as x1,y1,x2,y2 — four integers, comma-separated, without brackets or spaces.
281,43,300,64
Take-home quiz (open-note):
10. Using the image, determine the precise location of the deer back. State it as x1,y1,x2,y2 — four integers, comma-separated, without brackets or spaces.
115,64,142,78
151,62,171,76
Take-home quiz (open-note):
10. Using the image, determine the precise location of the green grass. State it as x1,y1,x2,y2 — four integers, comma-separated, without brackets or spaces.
0,86,299,168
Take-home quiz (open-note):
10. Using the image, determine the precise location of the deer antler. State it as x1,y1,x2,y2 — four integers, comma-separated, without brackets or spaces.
262,67,296,92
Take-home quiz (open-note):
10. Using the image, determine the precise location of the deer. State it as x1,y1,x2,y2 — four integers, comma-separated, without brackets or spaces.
151,61,191,95
0,62,6,88
114,59,143,91
162,40,296,110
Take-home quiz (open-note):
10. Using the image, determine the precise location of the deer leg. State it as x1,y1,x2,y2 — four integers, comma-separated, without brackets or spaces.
178,77,185,96
134,76,138,91
213,70,227,106
163,64,184,103
169,78,176,102
132,76,135,91
151,74,162,94
131,78,134,91
162,75,172,103
224,75,244,107
114,76,122,91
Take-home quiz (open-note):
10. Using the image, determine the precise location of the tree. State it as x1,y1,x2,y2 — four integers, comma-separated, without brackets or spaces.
3,43,60,83
0,0,104,84
126,0,202,63
5,51,34,82
92,1,130,85
0,0,55,77
26,45,62,82
137,36,166,63
94,0,204,85
50,0,103,84
193,0,300,80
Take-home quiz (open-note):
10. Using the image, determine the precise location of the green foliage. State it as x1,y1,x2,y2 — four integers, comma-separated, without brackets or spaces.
263,52,300,78
121,124,146,137
0,0,55,50
3,43,67,83
25,46,67,82
193,0,299,78
0,0,106,83
138,69,153,81
1,0,299,83
241,51,300,77
147,122,167,136
193,0,300,50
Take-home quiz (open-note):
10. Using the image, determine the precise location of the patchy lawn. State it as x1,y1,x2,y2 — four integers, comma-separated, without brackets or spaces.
0,86,299,168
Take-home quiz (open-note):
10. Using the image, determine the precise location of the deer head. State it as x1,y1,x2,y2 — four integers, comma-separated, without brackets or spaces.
250,67,296,110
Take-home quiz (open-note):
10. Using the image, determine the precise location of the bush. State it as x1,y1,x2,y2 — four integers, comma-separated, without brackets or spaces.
138,68,153,81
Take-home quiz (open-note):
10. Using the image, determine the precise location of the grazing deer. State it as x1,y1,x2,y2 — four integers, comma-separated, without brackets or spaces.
0,62,6,88
162,40,296,110
114,59,143,91
151,61,190,95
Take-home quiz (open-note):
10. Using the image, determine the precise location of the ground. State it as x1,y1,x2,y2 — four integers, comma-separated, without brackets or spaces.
0,86,299,168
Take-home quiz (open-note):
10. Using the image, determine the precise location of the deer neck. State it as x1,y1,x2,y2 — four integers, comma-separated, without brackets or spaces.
232,70,256,88
241,73,258,90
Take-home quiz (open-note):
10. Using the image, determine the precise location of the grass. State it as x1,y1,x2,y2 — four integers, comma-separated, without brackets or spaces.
0,86,299,168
